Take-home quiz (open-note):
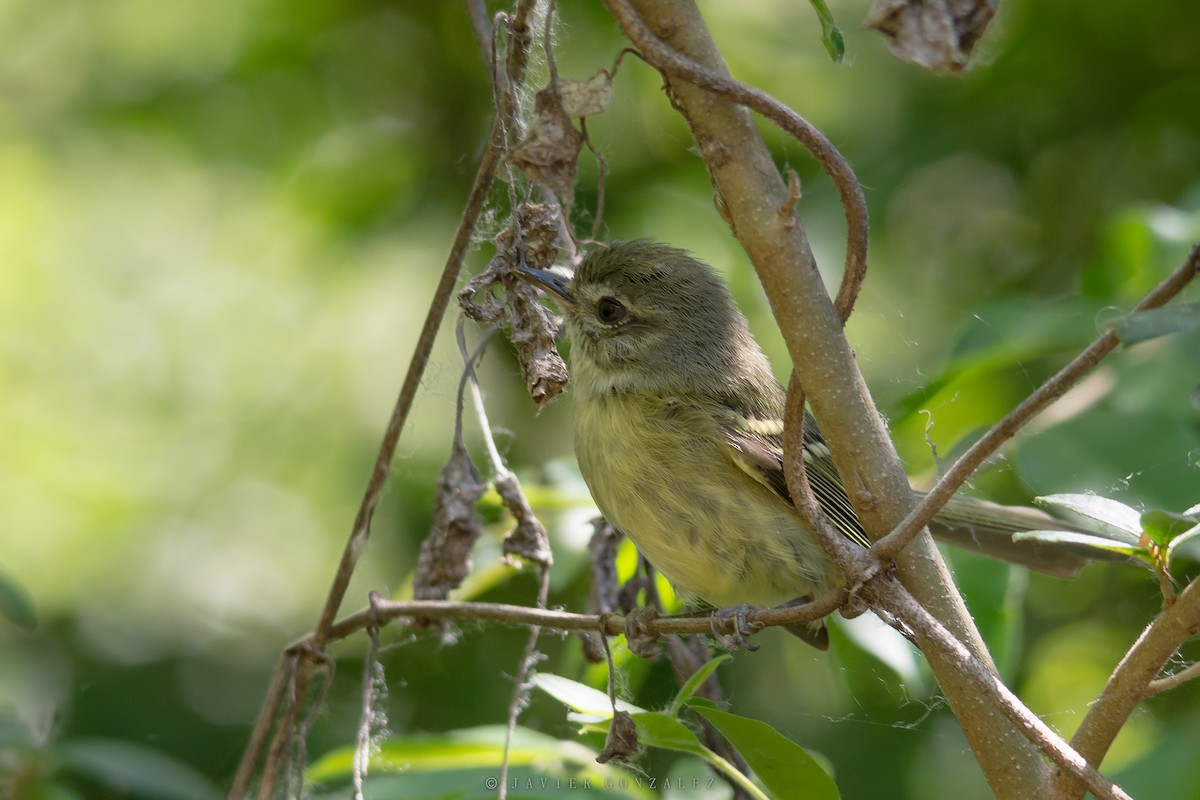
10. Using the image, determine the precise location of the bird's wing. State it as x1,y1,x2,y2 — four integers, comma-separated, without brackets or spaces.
719,404,871,549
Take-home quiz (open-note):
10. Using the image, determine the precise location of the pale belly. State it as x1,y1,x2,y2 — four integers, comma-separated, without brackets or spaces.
574,391,838,608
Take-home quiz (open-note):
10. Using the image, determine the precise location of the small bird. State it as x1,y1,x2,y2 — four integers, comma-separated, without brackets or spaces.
521,240,1097,648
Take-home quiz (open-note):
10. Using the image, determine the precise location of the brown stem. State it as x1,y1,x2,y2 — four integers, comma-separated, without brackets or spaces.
1050,575,1200,799
601,0,868,320
230,117,506,800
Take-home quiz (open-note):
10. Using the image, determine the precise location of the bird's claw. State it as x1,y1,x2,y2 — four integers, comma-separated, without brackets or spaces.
710,604,762,651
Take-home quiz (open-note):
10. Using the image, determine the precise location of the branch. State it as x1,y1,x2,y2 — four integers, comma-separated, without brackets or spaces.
601,1,1044,794
601,0,867,319
861,577,1133,800
1145,658,1200,697
305,586,1129,800
1050,575,1200,799
871,244,1200,563
317,596,832,643
229,4,537,786
782,377,883,586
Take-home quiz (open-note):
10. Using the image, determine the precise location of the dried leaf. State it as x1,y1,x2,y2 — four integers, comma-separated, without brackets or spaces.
456,203,570,408
624,606,661,659
866,0,999,72
413,441,487,608
578,518,623,663
587,518,622,616
508,86,583,202
596,710,639,764
506,279,570,408
557,70,613,118
496,472,553,567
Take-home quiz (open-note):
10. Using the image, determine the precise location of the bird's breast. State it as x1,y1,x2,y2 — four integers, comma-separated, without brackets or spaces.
573,390,834,608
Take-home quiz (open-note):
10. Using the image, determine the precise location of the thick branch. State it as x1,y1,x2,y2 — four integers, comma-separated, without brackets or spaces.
860,577,1133,800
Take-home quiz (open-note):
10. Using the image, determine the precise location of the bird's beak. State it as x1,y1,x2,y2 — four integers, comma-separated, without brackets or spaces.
517,266,575,307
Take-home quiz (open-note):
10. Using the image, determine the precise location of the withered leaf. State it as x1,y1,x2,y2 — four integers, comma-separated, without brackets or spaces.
456,202,570,408
866,0,999,72
508,86,583,202
413,441,487,605
596,710,639,764
558,70,614,119
496,471,553,568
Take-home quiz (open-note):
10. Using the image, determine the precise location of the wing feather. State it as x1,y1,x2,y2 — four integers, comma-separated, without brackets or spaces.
719,403,871,549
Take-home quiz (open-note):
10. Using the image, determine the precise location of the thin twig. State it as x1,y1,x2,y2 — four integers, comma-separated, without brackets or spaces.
497,567,551,800
321,596,832,643
465,0,493,67
233,2,548,794
232,99,508,800
782,375,879,580
602,0,868,321
352,596,385,800
1050,575,1200,799
870,244,1200,564
228,653,297,798
457,319,507,474
256,652,302,796
1145,658,1200,697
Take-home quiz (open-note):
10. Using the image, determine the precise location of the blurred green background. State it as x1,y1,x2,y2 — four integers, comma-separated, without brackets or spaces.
2,1,1199,798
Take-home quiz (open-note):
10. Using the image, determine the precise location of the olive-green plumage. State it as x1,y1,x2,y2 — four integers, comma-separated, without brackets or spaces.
522,240,1096,648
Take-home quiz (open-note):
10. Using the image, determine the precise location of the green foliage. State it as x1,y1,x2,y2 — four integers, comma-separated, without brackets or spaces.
0,571,36,633
1115,303,1200,346
1021,494,1200,573
805,0,845,63
688,701,839,800
534,664,838,800
306,725,638,800
1,1,1199,799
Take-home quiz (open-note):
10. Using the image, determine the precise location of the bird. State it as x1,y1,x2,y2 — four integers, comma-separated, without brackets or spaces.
520,240,1103,648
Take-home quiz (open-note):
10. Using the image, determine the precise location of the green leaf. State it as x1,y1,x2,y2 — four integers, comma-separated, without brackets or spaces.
807,0,845,63
1113,303,1200,346
308,767,647,800
532,673,647,723
0,710,34,750
1035,494,1144,543
1165,521,1200,565
0,569,36,631
628,712,708,755
625,712,771,800
668,655,731,717
689,701,840,800
55,740,222,800
1140,510,1200,547
1012,530,1147,561
307,725,608,782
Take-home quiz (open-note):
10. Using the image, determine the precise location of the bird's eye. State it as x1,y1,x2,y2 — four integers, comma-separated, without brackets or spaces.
596,297,627,325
